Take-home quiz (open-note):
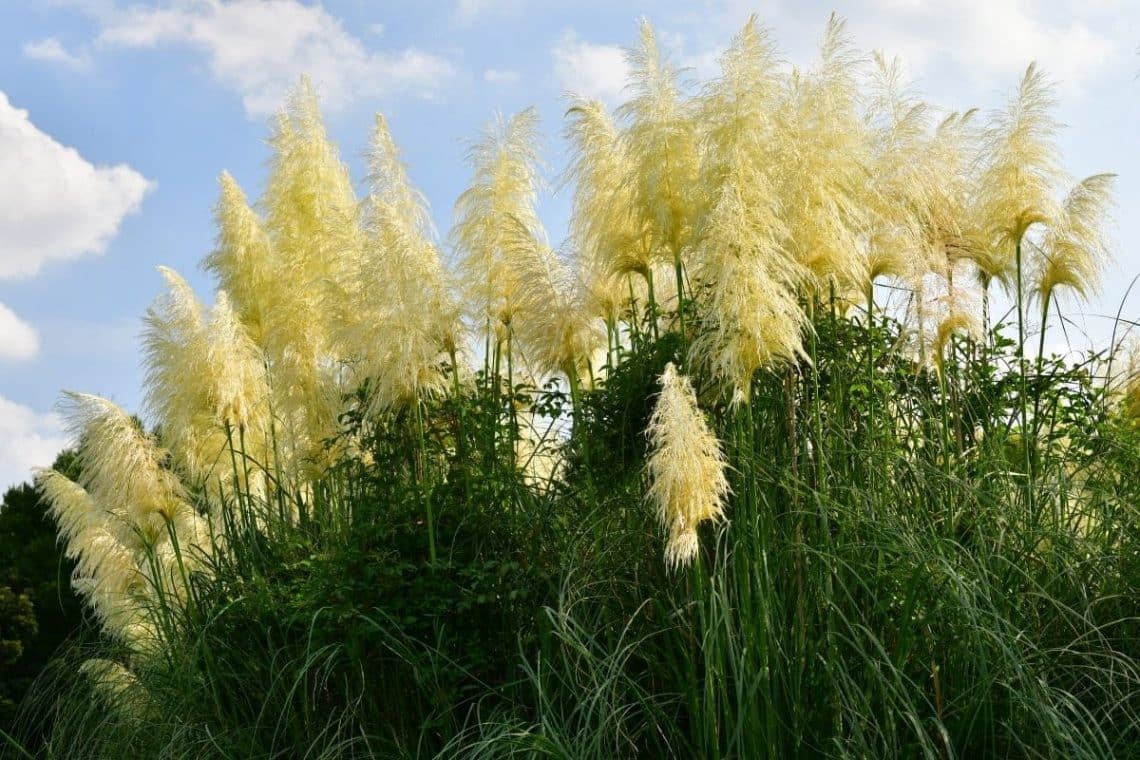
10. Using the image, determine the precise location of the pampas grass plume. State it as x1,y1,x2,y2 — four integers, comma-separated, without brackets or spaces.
646,363,730,569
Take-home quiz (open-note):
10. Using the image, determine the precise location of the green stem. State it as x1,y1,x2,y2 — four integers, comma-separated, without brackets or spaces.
414,399,437,566
450,347,471,506
645,266,660,342
1014,238,1035,517
506,326,518,474
674,254,687,341
1032,293,1053,477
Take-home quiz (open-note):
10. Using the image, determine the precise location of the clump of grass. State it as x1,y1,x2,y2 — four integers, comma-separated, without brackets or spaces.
15,12,1140,760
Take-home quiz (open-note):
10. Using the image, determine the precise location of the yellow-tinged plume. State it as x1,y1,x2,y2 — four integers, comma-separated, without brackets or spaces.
689,16,807,401
142,267,211,479
1119,347,1140,427
62,392,190,540
143,269,270,501
864,53,935,288
204,172,274,343
36,469,149,644
330,113,463,411
617,20,700,267
773,14,870,295
453,108,545,341
206,290,271,436
920,111,985,272
258,77,360,463
646,363,730,569
1035,173,1116,305
976,63,1063,286
510,227,605,383
38,468,102,552
80,658,148,708
564,98,648,324
365,113,434,239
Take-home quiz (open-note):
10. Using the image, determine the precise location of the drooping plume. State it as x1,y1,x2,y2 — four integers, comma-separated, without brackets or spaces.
646,363,730,569
864,53,934,288
62,392,192,543
564,98,646,326
1035,172,1115,305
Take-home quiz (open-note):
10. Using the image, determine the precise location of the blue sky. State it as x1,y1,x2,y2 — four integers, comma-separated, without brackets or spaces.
0,0,1138,490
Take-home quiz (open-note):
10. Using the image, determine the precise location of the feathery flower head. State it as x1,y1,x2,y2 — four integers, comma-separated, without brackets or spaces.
36,469,150,643
617,20,700,265
773,14,870,294
329,114,463,412
863,53,936,287
204,172,274,342
206,290,270,434
689,17,806,400
976,63,1063,285
511,229,605,382
1036,173,1115,305
62,392,189,538
366,113,433,239
453,108,545,334
565,98,649,283
646,362,730,569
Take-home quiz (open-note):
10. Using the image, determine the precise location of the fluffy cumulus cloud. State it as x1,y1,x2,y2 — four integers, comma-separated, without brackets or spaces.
95,0,455,115
0,304,40,362
0,91,152,281
552,31,630,103
0,395,68,492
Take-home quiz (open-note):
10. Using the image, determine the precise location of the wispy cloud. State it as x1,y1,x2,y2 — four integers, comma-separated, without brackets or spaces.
93,0,455,115
23,37,91,70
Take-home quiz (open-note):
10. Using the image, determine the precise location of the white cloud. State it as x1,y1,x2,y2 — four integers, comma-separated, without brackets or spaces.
552,31,629,103
96,0,454,115
0,396,67,492
853,0,1118,93
484,68,520,85
23,37,91,70
0,91,152,280
0,303,39,362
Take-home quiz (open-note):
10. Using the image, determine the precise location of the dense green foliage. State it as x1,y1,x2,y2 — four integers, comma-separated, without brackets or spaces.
0,452,84,745
14,312,1140,759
